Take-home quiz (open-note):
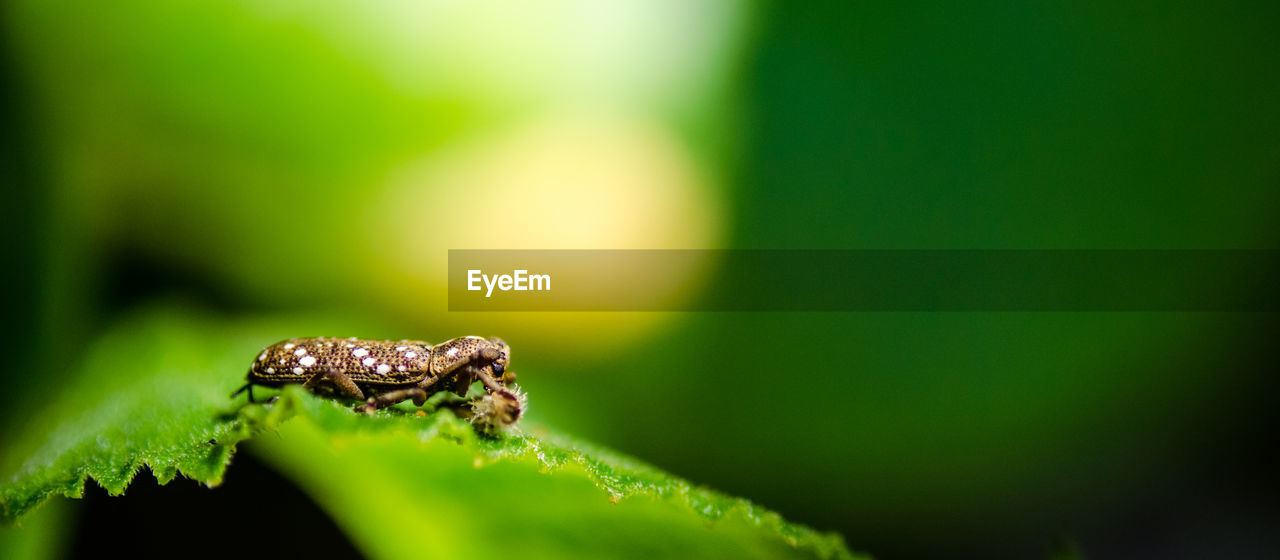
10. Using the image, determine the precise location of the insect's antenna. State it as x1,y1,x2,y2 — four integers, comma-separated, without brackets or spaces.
230,383,250,398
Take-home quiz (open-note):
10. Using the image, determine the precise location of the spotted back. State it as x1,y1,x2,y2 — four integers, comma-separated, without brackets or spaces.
249,337,432,385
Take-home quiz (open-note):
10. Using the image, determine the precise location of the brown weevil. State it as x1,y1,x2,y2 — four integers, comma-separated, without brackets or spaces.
232,336,525,432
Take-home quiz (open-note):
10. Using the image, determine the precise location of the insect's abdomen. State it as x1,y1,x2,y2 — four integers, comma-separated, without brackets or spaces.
250,337,432,385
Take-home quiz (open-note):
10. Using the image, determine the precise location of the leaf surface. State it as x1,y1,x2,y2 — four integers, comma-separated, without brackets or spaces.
0,307,861,559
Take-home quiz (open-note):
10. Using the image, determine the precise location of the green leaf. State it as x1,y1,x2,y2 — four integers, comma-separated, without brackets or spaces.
0,492,72,560
0,306,862,559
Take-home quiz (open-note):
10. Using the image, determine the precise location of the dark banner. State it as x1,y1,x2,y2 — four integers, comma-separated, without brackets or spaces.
448,250,1279,311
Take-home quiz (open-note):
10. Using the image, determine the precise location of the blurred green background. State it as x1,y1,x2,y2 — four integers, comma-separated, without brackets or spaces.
2,1,1278,558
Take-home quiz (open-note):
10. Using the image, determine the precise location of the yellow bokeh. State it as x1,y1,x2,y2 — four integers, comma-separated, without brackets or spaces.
368,113,724,354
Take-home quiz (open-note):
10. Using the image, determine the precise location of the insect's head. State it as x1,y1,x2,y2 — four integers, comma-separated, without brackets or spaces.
486,337,516,386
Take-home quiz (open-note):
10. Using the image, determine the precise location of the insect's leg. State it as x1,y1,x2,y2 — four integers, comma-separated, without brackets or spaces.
355,387,427,413
451,369,474,396
443,364,504,397
471,365,506,393
232,369,259,402
303,369,366,401
438,397,476,419
230,382,258,403
414,374,446,398
354,375,446,413
301,371,325,392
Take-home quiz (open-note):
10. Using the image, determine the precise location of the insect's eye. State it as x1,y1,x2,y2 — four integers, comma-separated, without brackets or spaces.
492,362,505,375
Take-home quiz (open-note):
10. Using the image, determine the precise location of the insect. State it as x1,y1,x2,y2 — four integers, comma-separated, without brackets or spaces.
232,336,525,432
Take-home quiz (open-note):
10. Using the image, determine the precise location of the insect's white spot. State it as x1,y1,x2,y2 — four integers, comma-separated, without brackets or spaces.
292,367,304,375
376,364,391,374
446,347,459,357
257,352,266,362
465,335,483,340
299,356,316,367
396,346,406,351
352,348,368,358
397,365,406,372
283,343,295,350
362,357,376,367
348,337,357,340
265,367,275,374
278,358,286,364
294,347,307,356
405,351,418,359
345,343,354,348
